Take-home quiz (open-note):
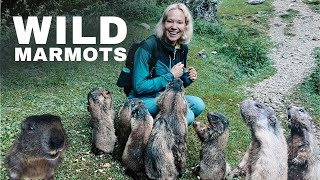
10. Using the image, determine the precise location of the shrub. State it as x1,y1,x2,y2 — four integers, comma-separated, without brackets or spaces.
193,20,226,40
111,1,161,22
218,27,270,74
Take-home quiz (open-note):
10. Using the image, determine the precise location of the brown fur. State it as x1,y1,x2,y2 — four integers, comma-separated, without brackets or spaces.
233,99,288,180
145,78,188,179
156,78,188,177
287,105,320,180
122,103,153,175
193,112,229,180
4,114,67,180
145,118,178,180
87,87,116,154
116,98,143,159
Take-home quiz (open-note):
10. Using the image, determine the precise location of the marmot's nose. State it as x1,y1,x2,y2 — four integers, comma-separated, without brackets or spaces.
192,122,197,127
49,136,65,150
49,129,65,150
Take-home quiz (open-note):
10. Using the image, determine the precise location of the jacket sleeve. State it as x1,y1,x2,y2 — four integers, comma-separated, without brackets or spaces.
132,47,174,95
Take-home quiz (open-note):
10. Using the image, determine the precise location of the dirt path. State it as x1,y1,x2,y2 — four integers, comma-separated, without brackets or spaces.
246,0,320,144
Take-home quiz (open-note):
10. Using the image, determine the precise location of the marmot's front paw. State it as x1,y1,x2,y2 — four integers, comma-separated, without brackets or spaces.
292,158,305,165
231,167,245,178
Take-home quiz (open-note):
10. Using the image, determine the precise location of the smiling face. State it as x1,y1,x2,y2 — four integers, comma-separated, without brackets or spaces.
164,8,186,46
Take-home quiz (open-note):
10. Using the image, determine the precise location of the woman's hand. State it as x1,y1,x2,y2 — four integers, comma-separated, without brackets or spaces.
171,62,184,78
188,67,197,81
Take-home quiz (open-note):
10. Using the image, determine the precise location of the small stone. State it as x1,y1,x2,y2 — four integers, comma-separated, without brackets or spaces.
247,0,265,4
139,23,150,30
198,49,206,58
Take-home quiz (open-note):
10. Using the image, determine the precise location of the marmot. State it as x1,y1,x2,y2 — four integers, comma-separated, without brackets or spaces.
87,87,116,154
232,99,288,180
122,102,153,175
155,78,188,177
116,98,144,159
145,118,178,180
4,114,67,180
287,105,320,180
193,112,229,180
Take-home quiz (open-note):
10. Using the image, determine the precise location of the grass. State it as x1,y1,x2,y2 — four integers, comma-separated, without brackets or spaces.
288,47,320,126
218,0,273,33
304,0,320,13
1,0,274,179
279,9,300,36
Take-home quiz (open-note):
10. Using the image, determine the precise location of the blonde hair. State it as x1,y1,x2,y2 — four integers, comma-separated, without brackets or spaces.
155,3,193,44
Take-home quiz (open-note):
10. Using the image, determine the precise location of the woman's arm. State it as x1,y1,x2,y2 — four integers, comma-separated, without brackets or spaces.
132,47,174,95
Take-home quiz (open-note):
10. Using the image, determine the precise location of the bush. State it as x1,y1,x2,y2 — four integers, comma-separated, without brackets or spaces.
193,20,226,40
219,27,270,74
112,1,162,22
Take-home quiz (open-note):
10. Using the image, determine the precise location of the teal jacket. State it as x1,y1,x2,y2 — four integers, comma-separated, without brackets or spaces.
129,35,192,98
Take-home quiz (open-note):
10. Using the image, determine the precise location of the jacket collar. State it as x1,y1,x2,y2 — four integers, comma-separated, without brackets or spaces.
159,38,179,52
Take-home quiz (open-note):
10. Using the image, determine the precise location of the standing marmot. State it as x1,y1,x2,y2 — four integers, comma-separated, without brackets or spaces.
116,98,144,159
287,105,320,180
122,102,153,175
233,99,288,180
4,114,67,180
193,112,229,180
145,78,188,179
87,87,116,154
156,78,188,177
145,118,177,179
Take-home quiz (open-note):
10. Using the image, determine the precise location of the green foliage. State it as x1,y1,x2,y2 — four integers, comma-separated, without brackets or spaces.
193,20,271,75
303,0,320,13
220,28,270,74
193,20,226,40
280,9,299,36
111,1,162,22
279,9,300,20
1,0,62,25
290,48,320,126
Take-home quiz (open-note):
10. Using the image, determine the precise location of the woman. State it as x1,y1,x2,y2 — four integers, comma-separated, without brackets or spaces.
128,3,205,125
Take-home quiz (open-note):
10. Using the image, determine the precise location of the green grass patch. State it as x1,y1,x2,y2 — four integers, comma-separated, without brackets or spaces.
218,0,273,34
279,9,300,36
289,47,320,126
304,0,320,13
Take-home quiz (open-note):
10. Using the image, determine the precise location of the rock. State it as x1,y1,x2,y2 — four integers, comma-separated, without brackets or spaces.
138,23,150,30
247,0,265,5
181,0,219,22
198,49,207,58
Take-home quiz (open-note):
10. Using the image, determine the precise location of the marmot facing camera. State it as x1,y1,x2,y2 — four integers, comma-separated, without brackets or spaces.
233,99,288,180
4,114,67,180
287,105,320,180
156,78,188,177
193,112,229,180
87,87,116,154
122,102,153,174
117,98,144,159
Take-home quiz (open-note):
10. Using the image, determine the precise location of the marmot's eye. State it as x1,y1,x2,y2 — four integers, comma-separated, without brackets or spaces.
299,109,305,113
255,104,262,109
28,125,35,131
